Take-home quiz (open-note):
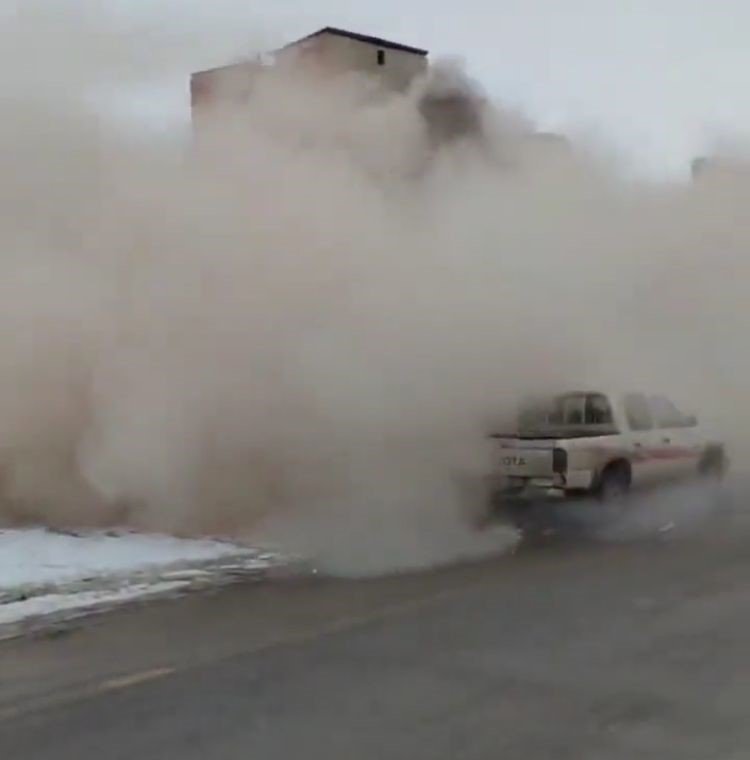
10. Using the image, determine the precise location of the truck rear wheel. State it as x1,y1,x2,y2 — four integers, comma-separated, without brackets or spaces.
596,462,631,523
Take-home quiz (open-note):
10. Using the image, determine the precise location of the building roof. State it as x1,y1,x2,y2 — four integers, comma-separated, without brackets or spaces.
281,27,429,57
191,26,429,80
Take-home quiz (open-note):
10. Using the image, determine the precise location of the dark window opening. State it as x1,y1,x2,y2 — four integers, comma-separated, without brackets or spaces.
377,49,386,66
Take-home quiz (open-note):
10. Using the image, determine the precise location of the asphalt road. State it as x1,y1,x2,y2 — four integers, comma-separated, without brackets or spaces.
1,504,750,759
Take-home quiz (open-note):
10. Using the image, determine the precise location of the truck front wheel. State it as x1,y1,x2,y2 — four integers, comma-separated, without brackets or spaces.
698,446,731,515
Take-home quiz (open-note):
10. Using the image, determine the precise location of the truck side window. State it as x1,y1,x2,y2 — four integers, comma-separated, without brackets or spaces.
624,393,653,431
585,394,613,425
649,395,692,428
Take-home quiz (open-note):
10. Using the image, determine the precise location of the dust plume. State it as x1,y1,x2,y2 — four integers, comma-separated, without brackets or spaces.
0,7,748,574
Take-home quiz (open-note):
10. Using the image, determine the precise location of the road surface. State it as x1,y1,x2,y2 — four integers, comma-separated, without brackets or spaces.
1,507,749,758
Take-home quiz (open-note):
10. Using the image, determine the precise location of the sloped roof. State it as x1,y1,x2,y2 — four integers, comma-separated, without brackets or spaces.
281,27,428,57
191,26,428,80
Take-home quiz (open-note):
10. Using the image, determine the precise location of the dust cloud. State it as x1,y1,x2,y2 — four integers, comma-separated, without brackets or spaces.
0,7,748,574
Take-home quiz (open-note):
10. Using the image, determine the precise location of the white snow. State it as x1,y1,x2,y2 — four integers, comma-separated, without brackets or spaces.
0,528,282,635
0,581,188,627
0,528,262,589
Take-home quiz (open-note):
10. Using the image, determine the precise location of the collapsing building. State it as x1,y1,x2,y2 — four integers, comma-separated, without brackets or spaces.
191,28,427,125
190,26,487,147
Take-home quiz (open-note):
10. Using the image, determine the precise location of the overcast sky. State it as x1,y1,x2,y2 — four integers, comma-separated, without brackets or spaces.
111,0,750,177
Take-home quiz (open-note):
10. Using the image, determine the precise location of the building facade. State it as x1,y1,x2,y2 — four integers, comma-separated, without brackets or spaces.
190,27,429,131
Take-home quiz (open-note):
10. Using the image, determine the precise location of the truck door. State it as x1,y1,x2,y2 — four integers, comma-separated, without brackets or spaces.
648,395,702,480
622,393,664,487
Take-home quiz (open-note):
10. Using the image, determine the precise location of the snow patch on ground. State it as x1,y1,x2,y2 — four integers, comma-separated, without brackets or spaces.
0,528,263,588
0,528,288,637
0,581,188,627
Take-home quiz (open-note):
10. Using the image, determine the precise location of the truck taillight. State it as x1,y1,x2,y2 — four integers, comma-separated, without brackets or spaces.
552,448,568,474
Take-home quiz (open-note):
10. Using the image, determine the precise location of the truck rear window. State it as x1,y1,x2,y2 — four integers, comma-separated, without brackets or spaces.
519,393,614,428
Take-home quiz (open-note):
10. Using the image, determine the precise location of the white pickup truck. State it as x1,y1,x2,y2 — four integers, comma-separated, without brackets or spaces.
487,390,727,529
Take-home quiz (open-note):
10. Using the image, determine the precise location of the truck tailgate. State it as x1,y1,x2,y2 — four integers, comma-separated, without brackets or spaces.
494,439,556,478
